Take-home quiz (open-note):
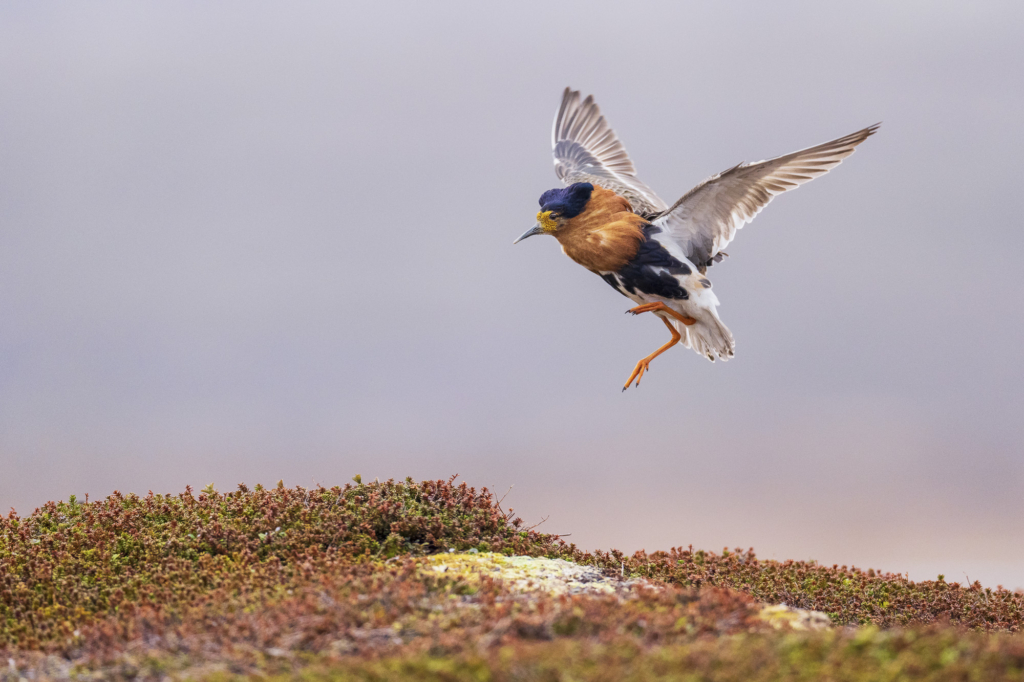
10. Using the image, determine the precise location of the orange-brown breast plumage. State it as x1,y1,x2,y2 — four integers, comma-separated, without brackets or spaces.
554,186,647,272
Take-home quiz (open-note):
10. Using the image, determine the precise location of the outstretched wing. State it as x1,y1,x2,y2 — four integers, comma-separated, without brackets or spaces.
552,88,668,217
653,124,880,271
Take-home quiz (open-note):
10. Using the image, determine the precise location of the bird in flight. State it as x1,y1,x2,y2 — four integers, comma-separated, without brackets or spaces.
514,88,878,391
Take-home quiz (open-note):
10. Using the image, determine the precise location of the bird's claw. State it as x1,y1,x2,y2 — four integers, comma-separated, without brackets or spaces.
626,303,660,316
622,360,650,391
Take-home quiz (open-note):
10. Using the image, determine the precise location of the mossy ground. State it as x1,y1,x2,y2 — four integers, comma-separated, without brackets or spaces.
2,476,1023,680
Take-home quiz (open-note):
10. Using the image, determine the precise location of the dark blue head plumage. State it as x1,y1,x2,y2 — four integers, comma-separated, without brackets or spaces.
538,182,594,218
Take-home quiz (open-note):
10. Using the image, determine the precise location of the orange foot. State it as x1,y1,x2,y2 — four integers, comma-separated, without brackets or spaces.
623,318,682,391
623,357,655,391
626,301,697,326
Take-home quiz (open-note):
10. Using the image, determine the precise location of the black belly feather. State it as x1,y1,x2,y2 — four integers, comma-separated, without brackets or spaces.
599,224,690,300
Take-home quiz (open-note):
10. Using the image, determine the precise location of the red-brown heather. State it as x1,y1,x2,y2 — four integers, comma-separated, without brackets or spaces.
2,476,1024,679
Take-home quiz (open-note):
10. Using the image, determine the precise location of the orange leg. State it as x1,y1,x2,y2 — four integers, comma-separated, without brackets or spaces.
627,301,697,326
623,317,682,391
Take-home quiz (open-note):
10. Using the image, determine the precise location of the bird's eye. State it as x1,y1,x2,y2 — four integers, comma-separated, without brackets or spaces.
550,213,559,219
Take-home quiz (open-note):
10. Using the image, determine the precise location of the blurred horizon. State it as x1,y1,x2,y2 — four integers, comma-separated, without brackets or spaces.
1,2,1022,589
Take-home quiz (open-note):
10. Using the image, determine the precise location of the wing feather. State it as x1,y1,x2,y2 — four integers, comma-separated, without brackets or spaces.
653,124,880,270
552,88,668,216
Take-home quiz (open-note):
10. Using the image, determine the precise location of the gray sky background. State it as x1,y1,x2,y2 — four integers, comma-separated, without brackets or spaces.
2,2,1023,588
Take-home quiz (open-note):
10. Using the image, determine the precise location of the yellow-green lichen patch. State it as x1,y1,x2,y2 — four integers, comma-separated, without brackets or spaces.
757,603,832,631
425,551,645,597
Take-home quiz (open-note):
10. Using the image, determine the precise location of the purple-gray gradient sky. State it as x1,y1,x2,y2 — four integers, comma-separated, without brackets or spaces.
2,2,1023,588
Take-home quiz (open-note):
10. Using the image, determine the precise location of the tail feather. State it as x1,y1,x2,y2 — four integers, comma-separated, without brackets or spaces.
675,311,734,362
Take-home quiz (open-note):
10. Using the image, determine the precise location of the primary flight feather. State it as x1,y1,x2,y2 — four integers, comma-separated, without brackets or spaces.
516,87,878,390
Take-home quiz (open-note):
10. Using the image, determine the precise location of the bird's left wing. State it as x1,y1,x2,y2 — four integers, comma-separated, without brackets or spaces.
652,124,879,271
552,88,668,217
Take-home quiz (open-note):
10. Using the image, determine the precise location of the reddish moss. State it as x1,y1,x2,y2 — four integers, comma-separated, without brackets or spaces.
588,546,1024,631
2,474,1024,679
0,477,561,649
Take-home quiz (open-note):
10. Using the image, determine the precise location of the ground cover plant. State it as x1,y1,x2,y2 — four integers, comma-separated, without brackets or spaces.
2,476,1024,679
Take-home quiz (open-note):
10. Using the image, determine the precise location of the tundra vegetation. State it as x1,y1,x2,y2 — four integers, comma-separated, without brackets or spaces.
2,476,1024,680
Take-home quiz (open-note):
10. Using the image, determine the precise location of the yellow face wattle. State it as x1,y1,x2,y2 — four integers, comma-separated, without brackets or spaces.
536,210,559,233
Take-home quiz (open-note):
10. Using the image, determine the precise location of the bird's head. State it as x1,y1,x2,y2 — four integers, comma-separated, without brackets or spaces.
513,182,594,244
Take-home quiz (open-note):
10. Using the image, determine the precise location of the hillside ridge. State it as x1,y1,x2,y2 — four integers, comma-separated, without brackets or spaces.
2,476,1023,679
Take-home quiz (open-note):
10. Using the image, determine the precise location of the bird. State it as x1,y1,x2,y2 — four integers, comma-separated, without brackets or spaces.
514,87,878,391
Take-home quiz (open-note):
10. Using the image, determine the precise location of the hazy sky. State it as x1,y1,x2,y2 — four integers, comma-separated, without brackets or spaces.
2,2,1023,588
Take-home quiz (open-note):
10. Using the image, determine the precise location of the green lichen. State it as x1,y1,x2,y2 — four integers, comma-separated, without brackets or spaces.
425,552,628,597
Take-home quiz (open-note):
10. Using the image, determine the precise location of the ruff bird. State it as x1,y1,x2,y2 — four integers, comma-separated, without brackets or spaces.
515,88,878,390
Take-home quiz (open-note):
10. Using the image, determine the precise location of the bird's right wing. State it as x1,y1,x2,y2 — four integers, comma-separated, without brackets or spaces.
552,88,668,217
